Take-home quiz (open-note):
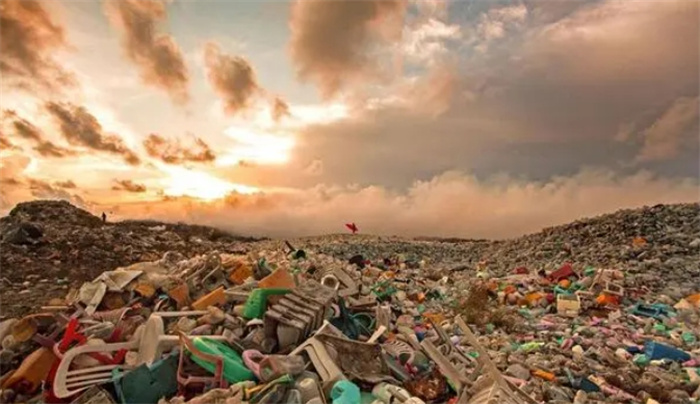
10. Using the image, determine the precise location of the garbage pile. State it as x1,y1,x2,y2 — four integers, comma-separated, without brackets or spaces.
306,203,700,296
0,200,261,318
1,236,699,403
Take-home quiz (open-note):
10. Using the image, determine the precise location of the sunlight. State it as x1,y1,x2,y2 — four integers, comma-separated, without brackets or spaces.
289,103,348,126
219,127,294,165
161,166,258,201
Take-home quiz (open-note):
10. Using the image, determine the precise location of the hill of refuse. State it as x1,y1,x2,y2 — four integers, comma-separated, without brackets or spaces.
0,200,698,404
0,200,263,318
304,203,700,296
1,200,698,319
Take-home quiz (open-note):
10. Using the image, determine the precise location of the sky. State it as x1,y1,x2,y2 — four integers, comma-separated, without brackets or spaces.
0,0,698,239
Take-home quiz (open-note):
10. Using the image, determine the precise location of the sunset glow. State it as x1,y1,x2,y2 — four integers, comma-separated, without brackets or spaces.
161,166,259,201
0,0,696,238
219,127,295,166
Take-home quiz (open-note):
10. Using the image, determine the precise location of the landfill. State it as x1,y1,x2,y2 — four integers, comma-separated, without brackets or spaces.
0,200,699,404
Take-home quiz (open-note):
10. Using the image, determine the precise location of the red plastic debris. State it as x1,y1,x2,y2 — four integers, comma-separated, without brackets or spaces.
548,263,576,282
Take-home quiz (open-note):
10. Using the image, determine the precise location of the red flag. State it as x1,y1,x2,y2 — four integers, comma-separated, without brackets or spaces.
345,223,358,234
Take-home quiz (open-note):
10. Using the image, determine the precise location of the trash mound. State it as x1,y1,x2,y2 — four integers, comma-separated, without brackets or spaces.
307,203,700,295
2,200,104,229
0,200,264,319
0,231,698,403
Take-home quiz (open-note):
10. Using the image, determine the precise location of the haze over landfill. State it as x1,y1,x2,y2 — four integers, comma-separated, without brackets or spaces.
1,0,698,238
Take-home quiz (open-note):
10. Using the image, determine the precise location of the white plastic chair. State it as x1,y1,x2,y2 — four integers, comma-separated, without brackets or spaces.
53,314,228,398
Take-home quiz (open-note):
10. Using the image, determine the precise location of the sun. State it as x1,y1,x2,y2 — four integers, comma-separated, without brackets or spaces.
161,166,258,201
218,127,294,166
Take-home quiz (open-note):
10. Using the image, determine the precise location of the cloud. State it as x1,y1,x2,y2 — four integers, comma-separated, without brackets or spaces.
112,179,146,193
522,0,697,87
106,168,698,239
271,97,291,122
288,0,407,98
104,0,189,104
143,133,216,164
0,0,75,93
54,180,76,189
34,141,76,158
45,102,141,165
477,4,528,42
11,117,42,142
304,159,324,176
400,64,458,117
28,178,87,207
637,97,699,162
402,18,461,64
0,134,16,151
2,110,78,158
0,154,85,210
203,42,261,116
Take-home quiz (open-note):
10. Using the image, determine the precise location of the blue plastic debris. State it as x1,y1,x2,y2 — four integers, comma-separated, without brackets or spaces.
644,341,691,362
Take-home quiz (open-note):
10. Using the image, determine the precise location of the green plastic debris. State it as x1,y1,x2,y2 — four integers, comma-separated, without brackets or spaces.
633,354,650,366
360,392,377,404
425,289,443,300
371,280,397,300
190,338,255,383
682,332,697,344
242,288,291,319
519,342,545,352
114,353,178,404
249,375,294,404
331,380,361,404
653,323,668,335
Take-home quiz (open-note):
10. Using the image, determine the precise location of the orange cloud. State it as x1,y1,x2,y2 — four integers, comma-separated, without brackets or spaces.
11,117,42,142
0,133,16,151
104,0,189,104
289,0,406,98
3,110,77,158
54,180,76,189
203,42,260,116
143,133,216,164
28,178,86,207
34,141,76,158
637,97,699,162
0,0,75,93
45,102,140,165
112,179,146,193
0,153,88,210
104,169,698,239
271,97,291,122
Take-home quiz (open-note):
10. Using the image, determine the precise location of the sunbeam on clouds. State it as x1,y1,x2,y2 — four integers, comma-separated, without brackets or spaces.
0,0,697,238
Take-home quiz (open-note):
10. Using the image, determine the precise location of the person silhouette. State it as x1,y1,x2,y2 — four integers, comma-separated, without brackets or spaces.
101,212,107,223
